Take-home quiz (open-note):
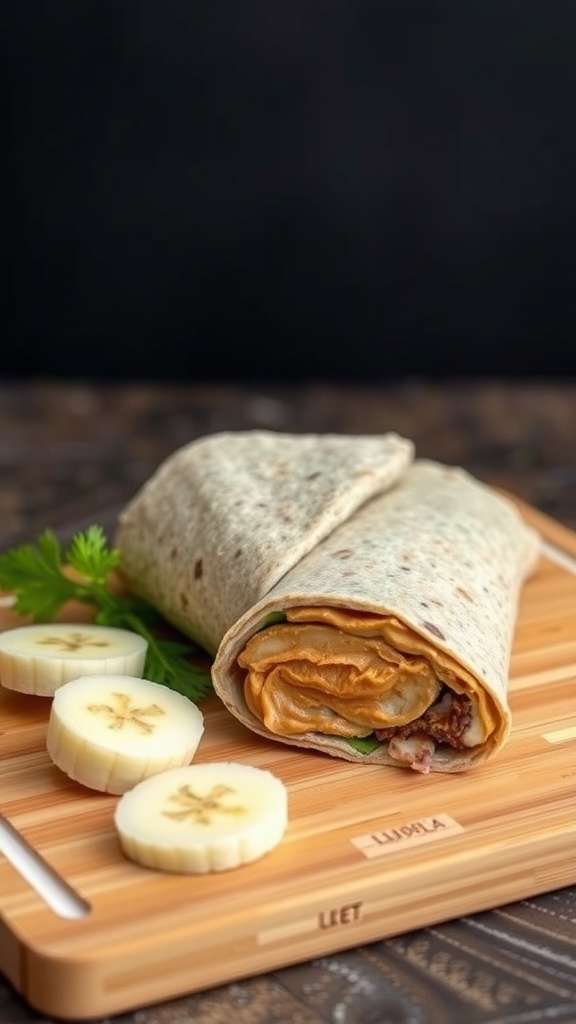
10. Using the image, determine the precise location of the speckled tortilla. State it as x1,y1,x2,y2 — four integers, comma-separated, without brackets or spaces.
211,460,540,772
115,430,414,653
116,434,539,773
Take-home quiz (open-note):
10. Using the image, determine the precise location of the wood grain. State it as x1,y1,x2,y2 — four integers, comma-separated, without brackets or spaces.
1,498,575,1021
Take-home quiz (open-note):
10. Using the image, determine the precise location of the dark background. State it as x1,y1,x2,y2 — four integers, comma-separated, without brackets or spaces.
5,1,576,380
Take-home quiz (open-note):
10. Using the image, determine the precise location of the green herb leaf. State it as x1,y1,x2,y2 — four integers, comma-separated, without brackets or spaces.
66,524,120,582
259,612,287,630
144,640,213,703
0,529,77,620
346,735,382,755
0,525,213,703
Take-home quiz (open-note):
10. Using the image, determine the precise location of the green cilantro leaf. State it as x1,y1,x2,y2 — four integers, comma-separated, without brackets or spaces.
143,639,213,702
0,530,77,620
66,524,120,582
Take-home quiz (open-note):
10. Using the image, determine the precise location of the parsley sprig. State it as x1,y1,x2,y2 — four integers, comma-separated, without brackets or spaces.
0,525,213,702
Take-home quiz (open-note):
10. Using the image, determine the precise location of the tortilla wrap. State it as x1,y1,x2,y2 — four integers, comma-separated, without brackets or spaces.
115,430,414,653
116,433,539,773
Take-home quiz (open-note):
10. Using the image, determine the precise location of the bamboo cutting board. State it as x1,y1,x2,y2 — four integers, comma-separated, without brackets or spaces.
1,497,575,1022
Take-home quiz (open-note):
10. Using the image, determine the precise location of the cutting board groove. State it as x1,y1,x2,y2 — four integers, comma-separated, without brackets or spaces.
1,497,576,1020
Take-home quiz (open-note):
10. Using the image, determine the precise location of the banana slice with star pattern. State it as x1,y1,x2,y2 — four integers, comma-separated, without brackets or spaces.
114,761,288,873
46,673,205,794
0,623,148,696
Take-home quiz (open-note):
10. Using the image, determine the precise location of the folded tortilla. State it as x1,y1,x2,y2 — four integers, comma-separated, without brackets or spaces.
115,430,415,653
116,432,539,773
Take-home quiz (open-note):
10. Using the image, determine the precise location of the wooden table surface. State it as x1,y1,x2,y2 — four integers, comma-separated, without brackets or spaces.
1,376,575,1024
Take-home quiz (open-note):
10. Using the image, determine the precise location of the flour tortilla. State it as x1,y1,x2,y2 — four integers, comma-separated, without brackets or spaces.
211,460,539,772
115,430,414,653
116,433,539,774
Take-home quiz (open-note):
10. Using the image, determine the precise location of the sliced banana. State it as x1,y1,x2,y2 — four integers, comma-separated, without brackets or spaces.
46,674,205,794
0,623,148,696
114,762,288,873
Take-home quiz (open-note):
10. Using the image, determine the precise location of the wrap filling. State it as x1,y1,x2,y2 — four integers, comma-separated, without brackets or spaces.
237,605,502,773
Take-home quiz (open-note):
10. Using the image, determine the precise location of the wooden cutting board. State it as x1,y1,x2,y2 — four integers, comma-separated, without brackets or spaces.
1,497,575,1021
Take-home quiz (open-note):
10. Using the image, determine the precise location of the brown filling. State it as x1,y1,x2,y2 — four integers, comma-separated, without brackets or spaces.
375,688,473,749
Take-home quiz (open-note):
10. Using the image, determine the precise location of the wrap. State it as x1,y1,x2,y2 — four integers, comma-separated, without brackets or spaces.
115,430,415,653
116,432,539,774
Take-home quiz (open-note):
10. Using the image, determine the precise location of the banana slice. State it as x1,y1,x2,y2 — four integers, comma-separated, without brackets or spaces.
114,762,288,873
0,623,148,696
46,674,205,794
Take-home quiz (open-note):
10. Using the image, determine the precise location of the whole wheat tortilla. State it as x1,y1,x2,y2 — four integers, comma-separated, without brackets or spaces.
115,430,414,653
211,460,539,771
115,433,539,773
